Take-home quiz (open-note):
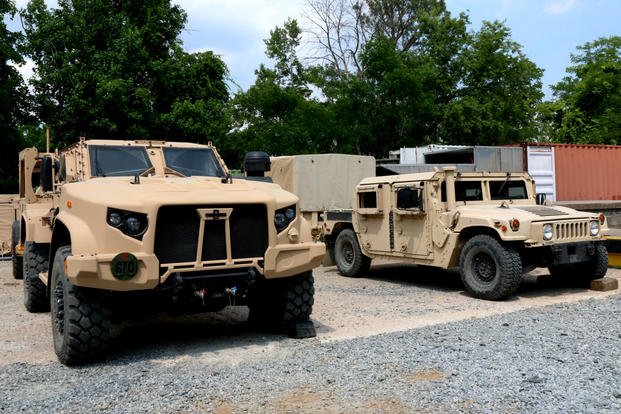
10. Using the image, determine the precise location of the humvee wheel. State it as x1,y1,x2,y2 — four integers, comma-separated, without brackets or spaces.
334,229,371,277
249,271,315,336
11,221,23,280
548,243,608,284
459,235,522,300
23,241,50,312
51,246,112,365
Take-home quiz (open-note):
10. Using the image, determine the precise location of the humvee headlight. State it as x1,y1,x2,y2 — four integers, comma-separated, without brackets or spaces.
590,220,599,236
107,208,148,239
274,205,296,233
543,224,553,241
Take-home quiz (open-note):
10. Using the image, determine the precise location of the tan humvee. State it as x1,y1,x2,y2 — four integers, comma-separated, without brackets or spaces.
327,167,608,300
13,138,324,365
267,157,609,301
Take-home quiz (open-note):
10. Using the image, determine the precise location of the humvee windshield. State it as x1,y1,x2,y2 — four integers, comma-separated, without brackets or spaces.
490,180,527,200
89,146,152,177
163,147,224,177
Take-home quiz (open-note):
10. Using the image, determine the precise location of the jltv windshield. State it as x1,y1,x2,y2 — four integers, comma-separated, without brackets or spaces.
163,147,225,177
89,146,152,177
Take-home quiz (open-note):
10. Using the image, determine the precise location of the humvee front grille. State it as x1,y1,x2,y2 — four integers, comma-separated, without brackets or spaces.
554,221,589,241
155,204,268,265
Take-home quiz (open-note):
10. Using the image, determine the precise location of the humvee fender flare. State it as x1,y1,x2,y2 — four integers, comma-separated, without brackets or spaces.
455,221,528,242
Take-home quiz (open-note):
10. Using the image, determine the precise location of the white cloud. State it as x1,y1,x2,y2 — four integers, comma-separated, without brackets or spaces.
544,0,577,15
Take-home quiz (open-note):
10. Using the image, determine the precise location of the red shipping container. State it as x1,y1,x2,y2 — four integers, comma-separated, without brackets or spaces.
551,144,621,201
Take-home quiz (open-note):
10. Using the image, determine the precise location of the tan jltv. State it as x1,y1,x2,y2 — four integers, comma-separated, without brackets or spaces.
13,139,324,365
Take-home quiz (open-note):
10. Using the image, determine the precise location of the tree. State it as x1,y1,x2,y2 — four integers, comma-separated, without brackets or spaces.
545,36,621,144
21,0,229,148
227,19,339,164
440,21,543,145
0,0,29,192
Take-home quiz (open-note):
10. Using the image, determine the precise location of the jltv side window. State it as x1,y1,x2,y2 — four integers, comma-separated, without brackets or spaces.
358,191,377,209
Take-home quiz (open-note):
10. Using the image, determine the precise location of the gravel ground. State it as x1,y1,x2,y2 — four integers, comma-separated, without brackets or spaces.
0,260,620,413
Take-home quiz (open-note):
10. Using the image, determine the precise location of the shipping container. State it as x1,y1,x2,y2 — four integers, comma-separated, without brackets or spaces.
526,143,621,201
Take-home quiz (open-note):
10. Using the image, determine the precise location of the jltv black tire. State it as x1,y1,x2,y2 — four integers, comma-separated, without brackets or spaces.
248,271,315,334
51,246,112,365
11,221,22,280
460,235,522,300
334,229,371,277
23,241,50,312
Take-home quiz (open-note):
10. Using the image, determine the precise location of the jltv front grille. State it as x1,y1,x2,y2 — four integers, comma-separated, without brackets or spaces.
154,204,268,265
554,221,589,241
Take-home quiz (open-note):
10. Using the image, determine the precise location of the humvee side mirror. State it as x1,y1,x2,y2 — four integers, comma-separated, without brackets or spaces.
40,156,54,192
242,151,270,177
536,193,546,205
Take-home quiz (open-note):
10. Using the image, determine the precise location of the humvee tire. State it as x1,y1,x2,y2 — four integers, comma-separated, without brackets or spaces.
249,271,315,335
23,241,50,312
334,229,371,277
11,221,23,280
548,243,608,283
459,235,522,300
51,246,112,365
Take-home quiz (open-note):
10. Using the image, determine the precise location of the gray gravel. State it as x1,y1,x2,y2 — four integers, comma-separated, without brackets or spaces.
1,294,619,413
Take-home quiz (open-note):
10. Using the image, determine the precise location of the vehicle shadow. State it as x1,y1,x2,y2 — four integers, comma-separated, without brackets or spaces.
102,308,329,366
322,263,598,300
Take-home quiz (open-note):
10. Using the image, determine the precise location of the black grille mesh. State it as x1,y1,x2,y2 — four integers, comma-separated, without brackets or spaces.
155,204,268,265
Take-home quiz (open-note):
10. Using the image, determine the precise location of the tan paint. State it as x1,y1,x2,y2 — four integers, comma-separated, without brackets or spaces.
16,139,324,291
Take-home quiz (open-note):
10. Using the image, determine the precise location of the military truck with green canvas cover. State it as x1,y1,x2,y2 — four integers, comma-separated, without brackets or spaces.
269,158,609,301
13,139,324,365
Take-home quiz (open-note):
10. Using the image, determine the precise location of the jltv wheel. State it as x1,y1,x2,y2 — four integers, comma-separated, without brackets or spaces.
51,246,112,365
248,271,315,336
11,221,23,280
23,241,49,312
334,229,371,277
460,235,522,300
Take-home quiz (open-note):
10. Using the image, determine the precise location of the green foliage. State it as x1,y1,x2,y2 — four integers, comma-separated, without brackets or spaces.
0,0,29,192
231,1,544,158
21,0,229,148
544,36,621,144
441,21,543,145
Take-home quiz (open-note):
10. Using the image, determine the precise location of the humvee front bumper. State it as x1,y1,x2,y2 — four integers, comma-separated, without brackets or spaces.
65,241,325,291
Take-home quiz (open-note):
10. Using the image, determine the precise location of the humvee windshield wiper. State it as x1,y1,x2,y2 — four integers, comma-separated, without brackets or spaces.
497,172,511,196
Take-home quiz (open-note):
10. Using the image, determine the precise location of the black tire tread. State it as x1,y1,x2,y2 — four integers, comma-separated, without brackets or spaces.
459,234,522,300
52,246,112,365
335,229,371,277
11,221,23,280
23,241,50,312
249,271,315,328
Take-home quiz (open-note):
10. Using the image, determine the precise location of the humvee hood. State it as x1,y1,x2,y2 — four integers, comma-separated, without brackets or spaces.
62,176,297,207
455,204,597,222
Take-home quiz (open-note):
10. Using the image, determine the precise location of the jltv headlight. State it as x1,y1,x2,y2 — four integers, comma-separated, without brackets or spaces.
590,220,599,236
107,208,148,239
543,224,553,241
274,205,296,233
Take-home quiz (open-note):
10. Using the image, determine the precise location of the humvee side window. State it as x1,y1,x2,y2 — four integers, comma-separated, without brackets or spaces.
358,191,377,209
163,148,225,177
441,181,483,202
490,180,527,200
396,188,423,210
89,146,152,177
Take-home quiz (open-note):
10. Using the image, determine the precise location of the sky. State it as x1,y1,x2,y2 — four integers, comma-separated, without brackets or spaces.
9,0,621,97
